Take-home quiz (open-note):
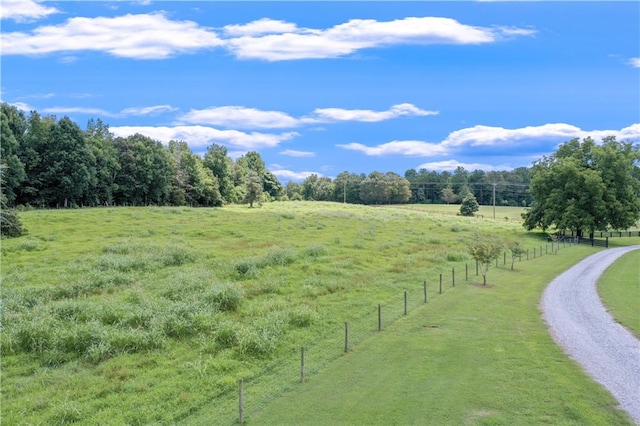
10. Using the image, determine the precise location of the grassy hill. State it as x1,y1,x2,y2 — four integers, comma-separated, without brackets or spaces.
1,202,636,424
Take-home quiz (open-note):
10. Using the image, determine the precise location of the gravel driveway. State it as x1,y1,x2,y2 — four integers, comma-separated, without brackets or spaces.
541,245,640,424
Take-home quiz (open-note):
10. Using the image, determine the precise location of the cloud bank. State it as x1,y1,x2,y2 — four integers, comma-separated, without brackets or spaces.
1,0,59,22
2,12,535,60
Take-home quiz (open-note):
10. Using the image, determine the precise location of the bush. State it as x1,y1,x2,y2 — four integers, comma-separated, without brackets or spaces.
0,209,26,238
261,246,297,267
203,284,243,312
460,193,480,216
288,305,319,327
234,258,259,277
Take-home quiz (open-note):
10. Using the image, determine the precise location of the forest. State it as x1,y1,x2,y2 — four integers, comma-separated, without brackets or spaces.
1,102,532,209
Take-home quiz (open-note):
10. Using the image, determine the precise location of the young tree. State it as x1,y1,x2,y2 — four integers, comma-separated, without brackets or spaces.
245,170,263,208
0,165,26,238
507,241,527,270
467,236,503,285
440,186,457,204
459,193,479,216
0,103,26,207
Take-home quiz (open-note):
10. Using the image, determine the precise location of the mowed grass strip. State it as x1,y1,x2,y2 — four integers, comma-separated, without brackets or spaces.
247,246,635,426
597,248,640,338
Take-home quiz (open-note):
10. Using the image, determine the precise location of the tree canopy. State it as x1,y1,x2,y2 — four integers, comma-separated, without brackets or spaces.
523,137,640,235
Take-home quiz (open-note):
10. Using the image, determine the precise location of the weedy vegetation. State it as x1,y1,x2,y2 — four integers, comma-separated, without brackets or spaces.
2,202,637,425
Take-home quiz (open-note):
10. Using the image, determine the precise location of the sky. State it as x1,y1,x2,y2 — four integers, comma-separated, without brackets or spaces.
1,0,639,182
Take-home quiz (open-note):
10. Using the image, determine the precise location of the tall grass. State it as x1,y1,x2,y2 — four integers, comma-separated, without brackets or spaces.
2,203,626,425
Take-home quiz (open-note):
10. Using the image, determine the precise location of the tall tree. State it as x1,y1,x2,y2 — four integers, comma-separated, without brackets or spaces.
523,137,640,236
112,134,175,206
39,117,96,207
203,143,234,203
85,118,120,206
0,104,27,206
245,170,263,208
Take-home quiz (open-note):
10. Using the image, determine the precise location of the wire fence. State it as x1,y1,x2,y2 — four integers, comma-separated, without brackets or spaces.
191,238,579,425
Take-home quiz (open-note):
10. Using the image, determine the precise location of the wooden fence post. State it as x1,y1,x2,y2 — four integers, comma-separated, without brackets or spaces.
439,274,442,294
404,291,408,315
344,322,348,352
465,263,468,281
476,260,479,275
238,378,244,425
424,280,428,303
301,346,305,384
378,304,382,331
452,268,455,287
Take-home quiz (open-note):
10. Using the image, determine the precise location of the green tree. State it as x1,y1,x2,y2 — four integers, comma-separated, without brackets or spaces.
16,111,56,206
203,144,234,203
359,171,389,204
245,170,263,208
39,117,96,207
523,137,640,236
113,134,175,206
507,241,526,270
459,193,479,216
467,236,503,285
333,172,364,204
386,172,411,204
0,165,26,237
441,186,458,204
168,140,221,206
85,118,120,206
0,104,27,207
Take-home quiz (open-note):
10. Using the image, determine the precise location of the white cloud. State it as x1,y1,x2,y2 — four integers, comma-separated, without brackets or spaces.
629,57,640,68
225,17,535,61
336,123,640,162
442,123,640,148
280,149,315,158
1,12,223,59
223,18,299,37
42,106,117,117
10,102,35,112
416,159,513,172
120,105,177,116
271,169,321,181
0,0,59,22
109,125,298,150
178,106,300,129
1,13,533,61
337,140,448,156
307,103,438,123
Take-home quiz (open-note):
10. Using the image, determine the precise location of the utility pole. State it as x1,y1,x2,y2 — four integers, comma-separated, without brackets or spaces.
343,179,346,204
492,183,497,219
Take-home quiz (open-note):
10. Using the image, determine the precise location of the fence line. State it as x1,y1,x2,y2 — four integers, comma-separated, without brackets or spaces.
201,238,583,425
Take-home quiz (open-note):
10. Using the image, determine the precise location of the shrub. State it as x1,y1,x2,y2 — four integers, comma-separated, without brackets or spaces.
0,209,26,238
160,245,196,267
203,284,243,312
304,244,328,258
215,321,241,349
261,246,297,267
288,305,319,327
234,258,259,277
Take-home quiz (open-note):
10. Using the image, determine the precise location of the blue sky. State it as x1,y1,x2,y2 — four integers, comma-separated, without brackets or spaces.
2,1,639,182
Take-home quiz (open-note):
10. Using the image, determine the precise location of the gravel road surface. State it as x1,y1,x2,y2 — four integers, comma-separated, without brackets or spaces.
541,245,640,424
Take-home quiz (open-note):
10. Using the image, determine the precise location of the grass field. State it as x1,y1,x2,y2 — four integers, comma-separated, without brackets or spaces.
597,249,640,338
1,202,637,425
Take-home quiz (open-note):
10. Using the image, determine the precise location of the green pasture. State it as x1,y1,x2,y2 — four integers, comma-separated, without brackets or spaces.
1,203,636,425
597,249,640,338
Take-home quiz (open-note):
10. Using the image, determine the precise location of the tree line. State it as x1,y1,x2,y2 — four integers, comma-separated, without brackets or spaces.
2,102,524,209
3,103,638,238
1,103,283,209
